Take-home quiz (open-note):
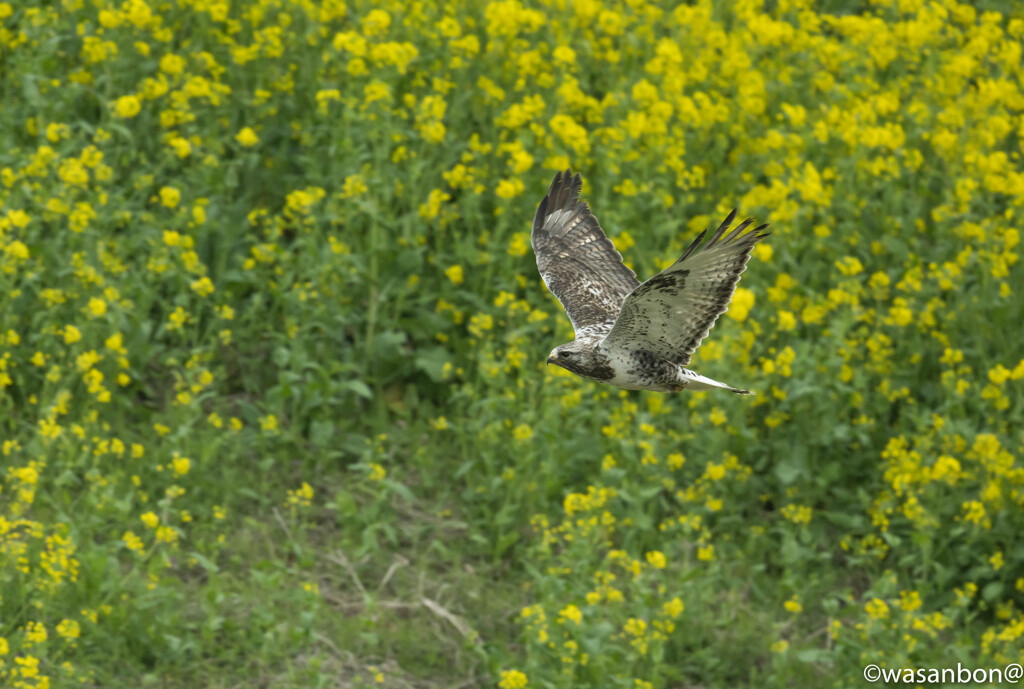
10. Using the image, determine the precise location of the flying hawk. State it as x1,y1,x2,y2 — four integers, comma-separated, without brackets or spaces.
532,170,769,394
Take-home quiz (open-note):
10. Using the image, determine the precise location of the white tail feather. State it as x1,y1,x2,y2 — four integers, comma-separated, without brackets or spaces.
680,368,754,395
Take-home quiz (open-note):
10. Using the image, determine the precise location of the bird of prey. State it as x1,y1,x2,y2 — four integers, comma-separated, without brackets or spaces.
532,170,769,394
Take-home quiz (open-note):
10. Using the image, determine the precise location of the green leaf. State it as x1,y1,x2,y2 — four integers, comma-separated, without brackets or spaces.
188,551,221,574
414,346,451,383
343,379,373,399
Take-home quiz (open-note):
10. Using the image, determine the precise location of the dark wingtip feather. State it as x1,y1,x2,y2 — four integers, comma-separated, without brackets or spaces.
569,170,582,202
532,194,549,234
548,169,581,211
724,218,756,242
709,208,739,245
534,169,591,238
675,229,707,265
536,170,572,232
673,208,771,267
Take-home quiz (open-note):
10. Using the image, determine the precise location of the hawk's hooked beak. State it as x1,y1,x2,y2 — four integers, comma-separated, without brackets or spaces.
546,354,564,369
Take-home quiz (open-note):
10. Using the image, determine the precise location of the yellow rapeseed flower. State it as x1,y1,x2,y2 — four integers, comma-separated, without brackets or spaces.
513,424,533,440
159,186,180,208
364,81,391,105
549,114,590,155
87,297,107,317
444,265,464,285
362,9,391,36
419,189,450,220
496,178,524,198
900,590,922,611
725,287,755,322
558,604,582,625
4,240,29,259
865,598,889,620
169,136,191,158
114,95,141,118
56,619,81,640
156,526,178,544
835,256,864,276
191,277,215,297
172,454,191,476
499,669,528,689
663,597,684,618
159,53,185,75
7,209,31,227
552,45,576,65
26,621,47,644
508,233,529,257
777,310,796,331
341,174,368,198
988,365,1011,385
236,127,259,147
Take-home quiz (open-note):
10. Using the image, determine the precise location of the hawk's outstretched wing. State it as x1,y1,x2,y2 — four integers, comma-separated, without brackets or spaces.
532,170,640,339
601,210,769,366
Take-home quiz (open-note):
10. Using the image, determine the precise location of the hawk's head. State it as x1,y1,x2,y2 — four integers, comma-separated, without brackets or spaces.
547,341,597,377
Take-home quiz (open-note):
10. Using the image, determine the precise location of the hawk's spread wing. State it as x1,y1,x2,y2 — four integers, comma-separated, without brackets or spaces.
601,210,769,366
532,170,640,338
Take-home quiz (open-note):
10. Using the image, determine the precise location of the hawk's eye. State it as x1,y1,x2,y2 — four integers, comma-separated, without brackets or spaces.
561,351,573,358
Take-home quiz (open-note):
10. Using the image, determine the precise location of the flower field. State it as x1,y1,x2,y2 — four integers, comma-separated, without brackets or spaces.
2,0,1023,686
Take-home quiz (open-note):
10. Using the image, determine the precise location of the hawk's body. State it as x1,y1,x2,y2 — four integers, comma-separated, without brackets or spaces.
531,170,769,394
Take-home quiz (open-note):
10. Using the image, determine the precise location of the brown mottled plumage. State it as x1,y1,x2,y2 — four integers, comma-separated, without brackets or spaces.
532,170,769,394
